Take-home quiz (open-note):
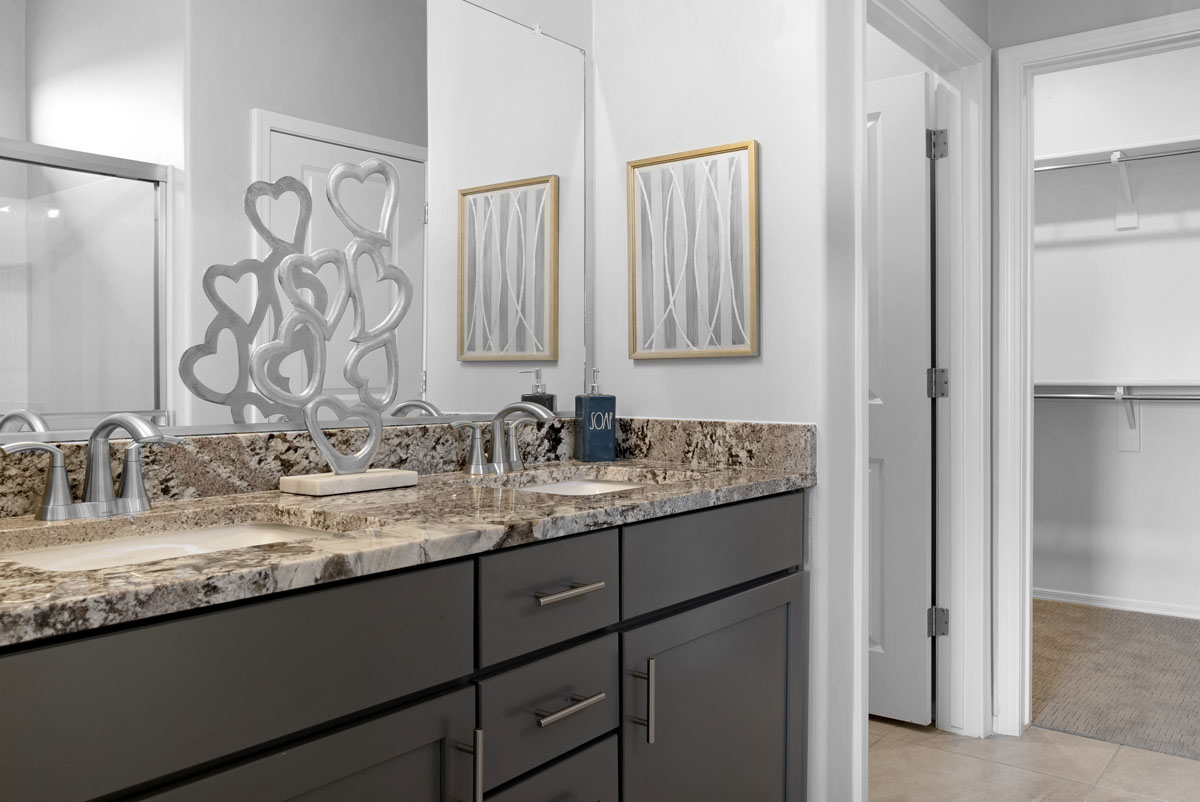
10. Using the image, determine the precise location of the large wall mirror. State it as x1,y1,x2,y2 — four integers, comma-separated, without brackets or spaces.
0,0,589,440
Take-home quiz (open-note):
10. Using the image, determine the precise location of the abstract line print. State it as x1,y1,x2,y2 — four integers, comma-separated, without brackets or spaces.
459,175,558,361
629,141,758,358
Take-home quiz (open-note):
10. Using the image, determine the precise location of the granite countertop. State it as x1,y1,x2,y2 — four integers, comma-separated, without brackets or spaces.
0,459,813,648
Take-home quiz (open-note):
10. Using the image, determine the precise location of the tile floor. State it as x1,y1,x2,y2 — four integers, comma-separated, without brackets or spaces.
870,717,1200,801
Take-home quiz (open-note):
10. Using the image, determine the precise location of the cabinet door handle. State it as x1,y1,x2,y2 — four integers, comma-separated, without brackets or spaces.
631,658,657,744
454,728,484,802
534,691,607,727
536,580,607,607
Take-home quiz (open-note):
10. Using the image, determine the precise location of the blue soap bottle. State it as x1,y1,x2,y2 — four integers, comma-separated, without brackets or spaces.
575,369,616,462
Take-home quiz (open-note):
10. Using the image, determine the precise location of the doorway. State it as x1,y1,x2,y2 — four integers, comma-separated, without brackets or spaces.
863,0,991,741
996,9,1200,742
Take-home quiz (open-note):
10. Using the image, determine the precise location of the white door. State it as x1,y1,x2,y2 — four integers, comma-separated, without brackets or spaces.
266,132,426,409
867,72,935,724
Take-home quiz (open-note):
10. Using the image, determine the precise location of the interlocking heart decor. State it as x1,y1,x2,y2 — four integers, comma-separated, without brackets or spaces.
180,160,415,475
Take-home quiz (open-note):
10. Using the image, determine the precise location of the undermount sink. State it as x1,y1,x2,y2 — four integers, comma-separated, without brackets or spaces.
519,479,645,496
0,523,322,572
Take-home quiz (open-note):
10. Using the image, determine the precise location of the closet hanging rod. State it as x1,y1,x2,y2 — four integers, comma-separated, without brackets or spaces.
1035,392,1200,402
1034,144,1200,173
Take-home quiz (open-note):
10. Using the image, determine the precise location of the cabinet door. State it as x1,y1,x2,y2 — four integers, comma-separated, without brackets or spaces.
622,573,807,802
145,687,475,802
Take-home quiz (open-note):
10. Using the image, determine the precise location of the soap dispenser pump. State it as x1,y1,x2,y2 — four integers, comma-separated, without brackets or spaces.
575,369,616,462
520,369,556,412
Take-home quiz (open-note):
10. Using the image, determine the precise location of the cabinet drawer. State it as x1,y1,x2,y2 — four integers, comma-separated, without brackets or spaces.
479,529,619,666
622,492,805,618
143,687,476,802
0,561,473,802
490,735,618,802
480,634,619,790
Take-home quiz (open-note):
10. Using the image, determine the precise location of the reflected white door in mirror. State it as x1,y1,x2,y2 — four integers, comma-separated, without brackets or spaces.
180,159,419,495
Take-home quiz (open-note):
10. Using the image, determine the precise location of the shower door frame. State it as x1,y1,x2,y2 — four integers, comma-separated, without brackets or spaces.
0,137,171,429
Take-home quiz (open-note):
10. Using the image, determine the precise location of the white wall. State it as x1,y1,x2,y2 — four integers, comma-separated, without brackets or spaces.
867,25,929,83
469,0,590,48
427,0,586,414
1033,46,1200,615
0,0,25,141
1034,47,1200,158
24,0,184,166
593,2,864,797
1033,155,1200,384
593,0,823,424
182,0,426,424
991,0,1200,49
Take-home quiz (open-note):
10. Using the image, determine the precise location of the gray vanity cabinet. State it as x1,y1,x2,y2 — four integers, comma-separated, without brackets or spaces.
622,572,808,802
142,687,476,802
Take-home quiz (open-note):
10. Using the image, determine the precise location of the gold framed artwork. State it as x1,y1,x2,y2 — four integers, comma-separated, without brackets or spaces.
627,140,759,359
458,174,559,361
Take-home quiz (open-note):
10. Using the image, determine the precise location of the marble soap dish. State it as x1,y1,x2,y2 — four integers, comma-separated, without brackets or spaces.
279,468,418,497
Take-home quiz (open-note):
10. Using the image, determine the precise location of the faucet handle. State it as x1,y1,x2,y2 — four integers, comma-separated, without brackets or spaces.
0,442,75,519
117,436,186,511
503,416,540,471
451,421,491,476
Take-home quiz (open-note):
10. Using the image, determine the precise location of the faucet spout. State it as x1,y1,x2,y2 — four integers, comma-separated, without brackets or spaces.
83,413,167,506
489,402,554,473
0,409,50,433
390,399,444,417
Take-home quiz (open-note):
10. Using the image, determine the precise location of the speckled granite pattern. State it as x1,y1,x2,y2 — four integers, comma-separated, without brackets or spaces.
617,418,815,477
0,420,572,520
0,460,812,647
0,418,814,519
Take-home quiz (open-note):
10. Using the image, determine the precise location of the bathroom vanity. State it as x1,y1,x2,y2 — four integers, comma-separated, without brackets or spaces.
0,458,810,802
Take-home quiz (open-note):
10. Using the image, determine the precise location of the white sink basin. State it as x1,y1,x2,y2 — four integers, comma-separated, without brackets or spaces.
519,479,644,496
1,523,321,572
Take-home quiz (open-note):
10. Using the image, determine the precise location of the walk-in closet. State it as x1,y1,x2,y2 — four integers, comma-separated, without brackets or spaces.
1032,44,1200,760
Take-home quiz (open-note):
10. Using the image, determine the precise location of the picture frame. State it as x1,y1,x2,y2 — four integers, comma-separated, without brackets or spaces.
458,174,559,362
627,140,759,359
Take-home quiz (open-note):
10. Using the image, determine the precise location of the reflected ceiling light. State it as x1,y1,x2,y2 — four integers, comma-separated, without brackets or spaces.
46,209,60,219
0,206,10,213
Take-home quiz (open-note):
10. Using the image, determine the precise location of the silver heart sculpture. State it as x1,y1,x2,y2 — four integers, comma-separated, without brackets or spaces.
182,161,414,476
249,311,328,409
302,395,383,475
327,158,399,245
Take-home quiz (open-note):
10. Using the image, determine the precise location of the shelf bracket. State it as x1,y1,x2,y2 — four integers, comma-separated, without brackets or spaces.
1112,151,1139,230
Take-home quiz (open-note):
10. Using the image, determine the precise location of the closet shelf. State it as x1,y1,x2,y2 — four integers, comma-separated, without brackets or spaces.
1034,136,1200,172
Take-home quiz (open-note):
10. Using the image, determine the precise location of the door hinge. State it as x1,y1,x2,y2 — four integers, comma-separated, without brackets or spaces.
423,202,429,224
926,129,948,160
926,367,949,398
927,607,949,637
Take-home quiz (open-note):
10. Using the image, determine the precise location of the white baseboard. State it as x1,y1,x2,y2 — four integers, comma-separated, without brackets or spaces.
1033,587,1200,621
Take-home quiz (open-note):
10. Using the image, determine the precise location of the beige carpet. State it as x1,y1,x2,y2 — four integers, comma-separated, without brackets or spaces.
1033,598,1200,760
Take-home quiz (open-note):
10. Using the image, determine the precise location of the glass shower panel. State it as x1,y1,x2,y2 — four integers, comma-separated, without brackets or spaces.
0,160,157,422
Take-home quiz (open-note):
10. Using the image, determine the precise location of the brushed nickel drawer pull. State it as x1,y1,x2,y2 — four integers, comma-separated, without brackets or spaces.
536,580,607,607
454,728,484,802
534,691,607,727
631,658,657,744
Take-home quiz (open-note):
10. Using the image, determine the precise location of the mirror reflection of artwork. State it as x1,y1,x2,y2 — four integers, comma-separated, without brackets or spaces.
628,141,759,359
458,175,559,361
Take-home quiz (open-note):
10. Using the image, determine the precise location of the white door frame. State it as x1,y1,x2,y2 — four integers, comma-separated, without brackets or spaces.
248,110,431,406
866,0,992,739
994,9,1200,736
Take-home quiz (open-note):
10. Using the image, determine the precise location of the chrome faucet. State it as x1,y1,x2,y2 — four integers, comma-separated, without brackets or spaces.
0,409,49,433
0,413,185,521
84,413,175,506
390,399,444,417
489,402,554,474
